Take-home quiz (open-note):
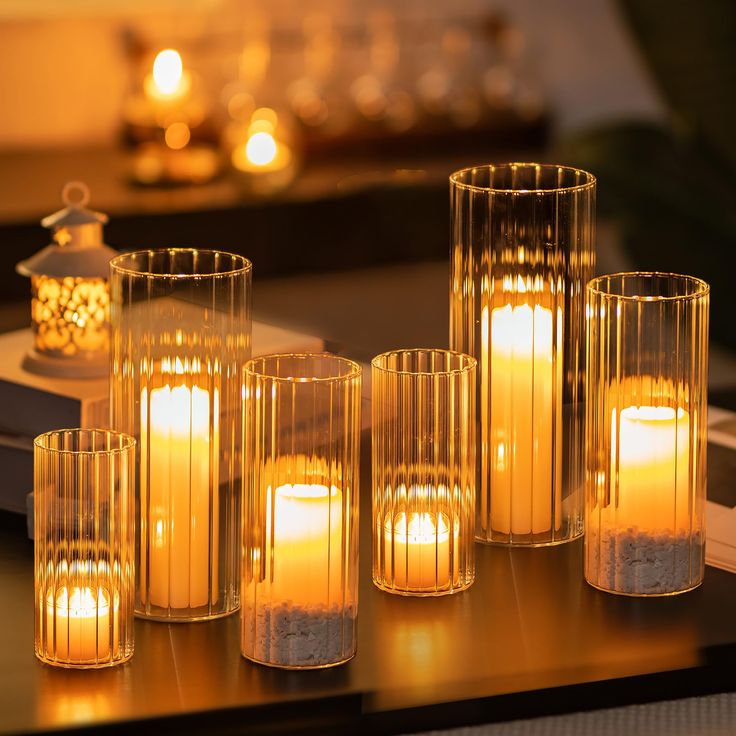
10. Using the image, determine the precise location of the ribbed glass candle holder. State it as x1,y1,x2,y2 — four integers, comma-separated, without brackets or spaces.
110,249,252,621
450,163,595,546
241,353,361,669
585,272,709,596
34,429,135,668
371,349,476,596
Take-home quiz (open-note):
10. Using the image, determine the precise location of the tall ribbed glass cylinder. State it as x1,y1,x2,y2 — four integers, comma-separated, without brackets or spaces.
34,429,135,668
110,249,251,621
450,163,595,546
242,353,361,669
585,272,709,596
372,349,476,596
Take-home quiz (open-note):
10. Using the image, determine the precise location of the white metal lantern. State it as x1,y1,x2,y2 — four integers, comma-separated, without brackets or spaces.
16,182,117,378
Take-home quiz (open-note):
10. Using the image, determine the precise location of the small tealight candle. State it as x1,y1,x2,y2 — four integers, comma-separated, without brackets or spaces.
228,108,296,192
384,511,459,591
45,587,114,663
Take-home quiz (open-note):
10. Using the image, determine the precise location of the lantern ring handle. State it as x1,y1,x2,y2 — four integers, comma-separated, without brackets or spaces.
62,181,90,208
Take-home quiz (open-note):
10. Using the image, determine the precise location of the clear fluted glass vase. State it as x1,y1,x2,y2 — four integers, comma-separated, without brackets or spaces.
241,353,361,669
110,248,252,621
450,163,595,546
34,429,135,668
372,349,476,596
585,272,709,596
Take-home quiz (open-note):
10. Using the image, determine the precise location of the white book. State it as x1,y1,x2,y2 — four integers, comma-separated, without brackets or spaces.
0,322,324,519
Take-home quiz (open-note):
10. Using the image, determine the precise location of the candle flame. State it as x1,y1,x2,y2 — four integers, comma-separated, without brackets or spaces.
48,587,110,617
245,131,278,166
152,49,184,96
389,511,450,540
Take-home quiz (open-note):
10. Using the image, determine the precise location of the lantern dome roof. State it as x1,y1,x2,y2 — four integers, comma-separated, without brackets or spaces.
16,182,117,279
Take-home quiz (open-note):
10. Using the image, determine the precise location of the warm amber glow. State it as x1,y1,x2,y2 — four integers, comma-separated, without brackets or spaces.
229,107,295,176
153,49,183,95
164,121,191,150
245,131,278,166
31,275,109,357
247,118,276,136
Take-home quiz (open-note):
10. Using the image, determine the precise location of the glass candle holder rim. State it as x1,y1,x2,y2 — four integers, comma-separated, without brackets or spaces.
34,428,136,456
587,271,710,303
109,248,252,280
371,347,477,376
244,352,362,383
449,162,596,194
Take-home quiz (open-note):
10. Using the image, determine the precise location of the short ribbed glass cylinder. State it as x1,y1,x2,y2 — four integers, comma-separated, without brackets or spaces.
371,349,476,596
585,272,709,596
450,163,595,546
34,429,135,668
241,353,361,669
110,249,252,621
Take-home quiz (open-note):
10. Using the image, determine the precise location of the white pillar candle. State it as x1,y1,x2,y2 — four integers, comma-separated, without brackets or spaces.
266,483,344,608
612,405,691,530
484,297,562,536
140,377,218,610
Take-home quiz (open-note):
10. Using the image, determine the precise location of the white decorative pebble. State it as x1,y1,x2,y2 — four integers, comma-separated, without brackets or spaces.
246,601,356,667
587,528,703,595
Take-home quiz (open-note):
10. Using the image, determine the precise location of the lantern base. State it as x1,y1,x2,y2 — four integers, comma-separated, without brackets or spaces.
22,349,108,379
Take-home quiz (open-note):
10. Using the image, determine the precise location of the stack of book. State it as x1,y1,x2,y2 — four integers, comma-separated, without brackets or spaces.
0,323,324,525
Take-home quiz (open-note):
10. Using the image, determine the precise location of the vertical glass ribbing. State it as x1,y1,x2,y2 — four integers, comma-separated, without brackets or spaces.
110,249,251,621
241,353,361,669
450,163,595,546
585,272,709,596
371,349,476,596
34,429,135,668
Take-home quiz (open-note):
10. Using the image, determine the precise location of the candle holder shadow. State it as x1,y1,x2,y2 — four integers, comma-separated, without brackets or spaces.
584,272,710,596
